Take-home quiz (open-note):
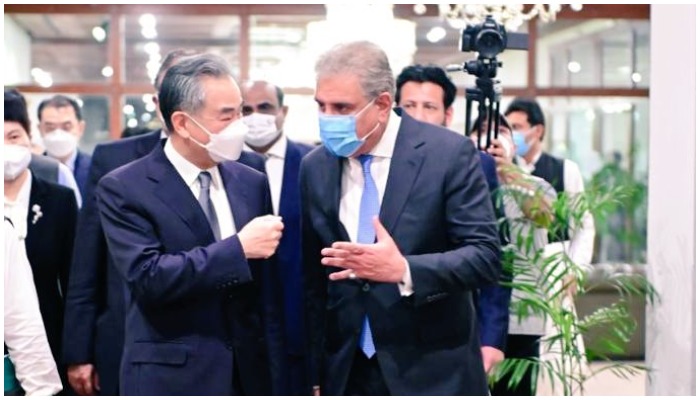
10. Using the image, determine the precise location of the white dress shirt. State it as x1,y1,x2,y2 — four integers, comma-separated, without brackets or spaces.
516,151,596,268
4,171,33,240
64,150,78,174
164,139,237,239
4,220,62,396
245,136,286,215
339,112,412,295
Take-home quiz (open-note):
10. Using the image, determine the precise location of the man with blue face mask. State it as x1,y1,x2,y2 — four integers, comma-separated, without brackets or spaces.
301,41,501,396
94,53,286,395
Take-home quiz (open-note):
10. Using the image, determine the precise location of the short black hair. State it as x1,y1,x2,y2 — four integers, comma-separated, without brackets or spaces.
395,64,457,109
5,89,31,135
504,97,546,127
37,94,83,121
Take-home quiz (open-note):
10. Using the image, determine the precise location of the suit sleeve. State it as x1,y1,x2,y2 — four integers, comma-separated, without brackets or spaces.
95,173,252,308
300,159,326,391
477,155,512,351
406,138,502,306
62,147,107,365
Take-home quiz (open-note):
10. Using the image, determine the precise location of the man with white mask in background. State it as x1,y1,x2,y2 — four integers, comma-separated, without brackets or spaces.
241,80,313,395
37,95,92,200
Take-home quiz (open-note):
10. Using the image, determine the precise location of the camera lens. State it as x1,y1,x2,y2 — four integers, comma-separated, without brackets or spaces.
475,29,505,59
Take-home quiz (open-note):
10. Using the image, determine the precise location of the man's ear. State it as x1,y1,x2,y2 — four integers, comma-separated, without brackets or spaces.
76,120,86,138
376,92,393,122
533,124,545,141
170,112,190,139
445,106,454,127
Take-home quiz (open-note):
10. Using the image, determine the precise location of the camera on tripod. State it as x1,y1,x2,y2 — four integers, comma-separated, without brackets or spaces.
452,15,529,150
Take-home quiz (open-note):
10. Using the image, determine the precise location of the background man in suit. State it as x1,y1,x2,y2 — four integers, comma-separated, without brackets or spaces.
4,89,79,395
5,88,82,206
241,80,313,395
61,48,266,396
301,41,501,396
37,95,92,199
96,53,285,395
394,64,511,374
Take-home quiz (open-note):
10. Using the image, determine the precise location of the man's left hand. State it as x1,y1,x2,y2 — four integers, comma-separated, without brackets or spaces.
481,346,505,373
322,217,406,283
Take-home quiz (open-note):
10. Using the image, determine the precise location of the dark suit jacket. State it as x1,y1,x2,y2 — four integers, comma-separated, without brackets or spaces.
475,152,512,352
62,130,266,395
277,139,313,358
301,113,501,395
95,143,284,396
25,176,78,391
74,150,92,201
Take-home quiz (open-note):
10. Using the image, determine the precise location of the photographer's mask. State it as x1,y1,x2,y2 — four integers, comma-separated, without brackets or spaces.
512,127,534,157
318,99,379,158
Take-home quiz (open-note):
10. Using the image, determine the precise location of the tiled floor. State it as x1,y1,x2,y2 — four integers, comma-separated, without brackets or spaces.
536,361,646,396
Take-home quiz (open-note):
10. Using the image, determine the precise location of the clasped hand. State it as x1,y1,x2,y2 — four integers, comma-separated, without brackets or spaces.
321,217,406,283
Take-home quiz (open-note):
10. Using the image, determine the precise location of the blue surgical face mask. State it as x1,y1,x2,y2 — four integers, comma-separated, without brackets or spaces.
319,99,379,158
511,130,531,157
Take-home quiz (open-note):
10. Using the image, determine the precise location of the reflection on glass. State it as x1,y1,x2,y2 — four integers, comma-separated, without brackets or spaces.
124,15,241,84
537,19,650,88
5,14,110,85
123,95,162,136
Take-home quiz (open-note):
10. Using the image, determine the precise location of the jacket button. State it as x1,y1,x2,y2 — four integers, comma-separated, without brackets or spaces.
362,283,370,292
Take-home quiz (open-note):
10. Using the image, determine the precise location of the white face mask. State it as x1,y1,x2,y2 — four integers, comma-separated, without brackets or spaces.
43,129,78,159
4,144,32,181
186,116,248,163
242,113,280,148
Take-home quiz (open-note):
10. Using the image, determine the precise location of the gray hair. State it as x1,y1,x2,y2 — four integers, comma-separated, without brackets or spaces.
315,41,395,100
158,53,234,133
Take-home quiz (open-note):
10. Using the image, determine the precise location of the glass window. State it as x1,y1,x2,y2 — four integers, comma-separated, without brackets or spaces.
536,19,650,88
529,96,649,263
249,14,324,88
4,14,110,85
122,94,162,136
23,93,110,154
123,14,241,85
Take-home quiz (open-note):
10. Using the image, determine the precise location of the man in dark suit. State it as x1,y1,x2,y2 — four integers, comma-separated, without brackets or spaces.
37,95,92,199
241,80,313,395
395,64,512,374
61,49,265,396
302,41,501,396
96,53,285,395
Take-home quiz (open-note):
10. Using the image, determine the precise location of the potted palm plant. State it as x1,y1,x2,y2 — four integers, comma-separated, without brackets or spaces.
490,169,658,396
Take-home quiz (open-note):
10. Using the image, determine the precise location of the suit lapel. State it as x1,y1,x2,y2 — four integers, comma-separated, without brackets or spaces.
322,150,350,242
147,145,215,244
380,116,426,235
278,139,299,220
26,176,49,252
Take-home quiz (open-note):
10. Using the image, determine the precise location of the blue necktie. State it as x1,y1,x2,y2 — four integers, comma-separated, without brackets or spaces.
357,154,378,358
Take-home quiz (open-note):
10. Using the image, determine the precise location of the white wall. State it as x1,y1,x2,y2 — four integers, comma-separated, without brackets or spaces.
646,4,696,396
3,14,31,85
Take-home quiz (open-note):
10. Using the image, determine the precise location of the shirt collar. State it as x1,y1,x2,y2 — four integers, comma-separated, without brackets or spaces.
163,138,222,190
65,150,78,173
367,111,401,159
515,149,543,173
244,134,287,160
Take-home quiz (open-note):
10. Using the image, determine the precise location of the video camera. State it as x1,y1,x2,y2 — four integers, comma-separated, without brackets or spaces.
448,15,528,150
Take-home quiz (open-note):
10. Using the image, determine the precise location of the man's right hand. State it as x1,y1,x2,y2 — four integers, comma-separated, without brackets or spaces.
67,363,100,395
238,215,284,259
